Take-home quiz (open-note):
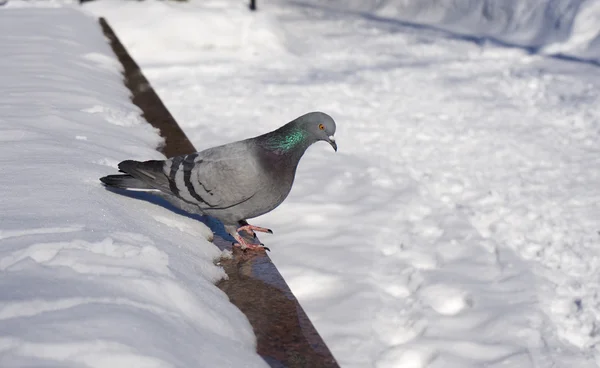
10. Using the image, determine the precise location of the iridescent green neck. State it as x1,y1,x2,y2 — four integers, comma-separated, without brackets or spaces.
264,126,308,152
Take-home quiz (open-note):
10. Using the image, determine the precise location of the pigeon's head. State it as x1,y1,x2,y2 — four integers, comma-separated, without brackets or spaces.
296,111,337,152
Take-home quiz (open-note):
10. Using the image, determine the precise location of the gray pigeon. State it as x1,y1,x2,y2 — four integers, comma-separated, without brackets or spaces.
100,111,337,250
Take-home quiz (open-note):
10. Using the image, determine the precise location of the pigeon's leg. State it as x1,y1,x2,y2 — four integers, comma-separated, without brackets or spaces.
232,233,269,251
237,220,273,238
237,225,273,237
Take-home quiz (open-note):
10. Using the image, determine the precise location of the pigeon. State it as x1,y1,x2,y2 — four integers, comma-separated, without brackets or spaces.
100,111,337,250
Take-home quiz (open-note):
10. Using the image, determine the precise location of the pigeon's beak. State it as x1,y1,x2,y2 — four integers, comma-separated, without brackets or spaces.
327,135,337,152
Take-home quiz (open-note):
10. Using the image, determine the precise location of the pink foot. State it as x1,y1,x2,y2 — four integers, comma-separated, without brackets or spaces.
237,224,273,238
232,232,270,251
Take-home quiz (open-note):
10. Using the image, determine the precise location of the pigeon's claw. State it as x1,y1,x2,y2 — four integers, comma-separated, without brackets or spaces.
233,233,269,252
237,224,273,237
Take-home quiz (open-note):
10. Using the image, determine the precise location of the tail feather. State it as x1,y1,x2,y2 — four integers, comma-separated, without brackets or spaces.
100,174,154,190
100,159,171,192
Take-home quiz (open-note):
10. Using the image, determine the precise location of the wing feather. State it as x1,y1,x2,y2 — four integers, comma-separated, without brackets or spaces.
165,143,262,210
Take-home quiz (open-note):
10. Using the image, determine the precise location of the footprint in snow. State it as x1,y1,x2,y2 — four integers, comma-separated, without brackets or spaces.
419,284,473,316
376,345,436,368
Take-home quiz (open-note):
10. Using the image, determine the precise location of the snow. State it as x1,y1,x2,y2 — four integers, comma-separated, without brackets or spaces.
304,0,600,63
85,0,600,367
4,0,600,367
0,6,267,368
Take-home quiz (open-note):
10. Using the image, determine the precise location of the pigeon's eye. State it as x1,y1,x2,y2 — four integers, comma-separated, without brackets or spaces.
318,124,325,130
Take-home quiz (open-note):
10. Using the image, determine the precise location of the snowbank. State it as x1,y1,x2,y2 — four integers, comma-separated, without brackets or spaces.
300,0,600,62
0,7,267,368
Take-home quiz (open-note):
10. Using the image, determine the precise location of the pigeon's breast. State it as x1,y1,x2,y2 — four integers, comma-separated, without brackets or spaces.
201,149,298,224
236,150,298,219
207,177,293,224
240,165,296,219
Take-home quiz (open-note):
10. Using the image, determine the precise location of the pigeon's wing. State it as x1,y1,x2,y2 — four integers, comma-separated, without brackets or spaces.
164,144,262,210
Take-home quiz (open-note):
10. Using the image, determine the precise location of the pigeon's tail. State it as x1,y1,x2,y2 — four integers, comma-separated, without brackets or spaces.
100,160,170,192
100,173,154,190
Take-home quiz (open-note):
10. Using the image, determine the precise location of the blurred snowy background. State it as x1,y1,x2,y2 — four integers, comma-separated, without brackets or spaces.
2,0,600,367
